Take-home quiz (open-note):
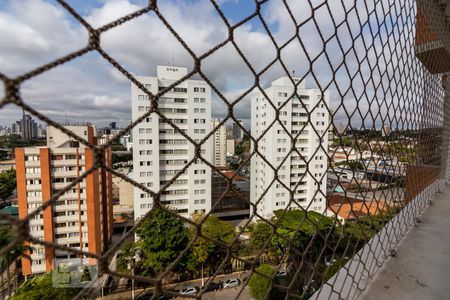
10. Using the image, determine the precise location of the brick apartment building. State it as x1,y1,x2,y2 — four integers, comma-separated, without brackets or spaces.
15,125,113,275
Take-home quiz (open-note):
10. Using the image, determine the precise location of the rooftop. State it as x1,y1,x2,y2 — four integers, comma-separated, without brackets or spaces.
361,184,450,299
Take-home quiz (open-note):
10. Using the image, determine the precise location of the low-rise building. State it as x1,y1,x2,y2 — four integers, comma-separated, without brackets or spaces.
112,170,134,222
211,171,250,221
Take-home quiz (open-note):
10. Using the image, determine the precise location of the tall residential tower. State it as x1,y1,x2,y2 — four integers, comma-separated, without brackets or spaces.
15,125,113,275
250,77,329,218
211,118,227,167
132,66,212,219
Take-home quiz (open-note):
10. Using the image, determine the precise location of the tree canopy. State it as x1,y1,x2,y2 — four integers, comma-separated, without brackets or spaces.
187,214,236,274
0,169,16,200
11,272,80,300
249,264,275,300
135,208,189,275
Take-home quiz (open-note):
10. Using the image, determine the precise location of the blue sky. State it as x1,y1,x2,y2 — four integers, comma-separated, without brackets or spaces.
0,0,413,130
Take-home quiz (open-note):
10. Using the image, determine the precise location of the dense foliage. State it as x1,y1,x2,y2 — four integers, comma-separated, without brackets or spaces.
135,208,189,275
118,206,400,294
0,226,28,269
111,152,132,165
248,264,275,300
186,215,236,276
11,272,80,300
0,169,16,200
244,208,401,297
0,135,45,149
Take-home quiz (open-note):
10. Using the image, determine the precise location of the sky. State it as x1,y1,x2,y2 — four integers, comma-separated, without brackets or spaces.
0,0,425,131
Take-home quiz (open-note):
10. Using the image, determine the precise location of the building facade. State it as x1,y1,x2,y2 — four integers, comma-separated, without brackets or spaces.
226,120,245,141
132,66,212,219
233,120,244,141
250,77,329,218
11,114,39,139
15,125,113,275
226,139,235,156
211,171,250,220
211,118,227,167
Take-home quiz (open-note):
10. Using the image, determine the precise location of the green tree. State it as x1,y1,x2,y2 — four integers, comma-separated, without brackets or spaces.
249,264,275,300
135,208,189,275
111,153,132,165
201,215,235,244
0,226,29,297
270,210,337,294
0,169,16,200
188,215,236,274
0,134,45,149
11,272,79,300
117,242,140,274
249,221,274,257
0,149,8,160
235,144,244,156
0,226,28,268
229,161,239,171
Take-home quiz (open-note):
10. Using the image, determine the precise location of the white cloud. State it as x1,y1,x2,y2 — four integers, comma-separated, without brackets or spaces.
0,0,87,76
0,0,421,131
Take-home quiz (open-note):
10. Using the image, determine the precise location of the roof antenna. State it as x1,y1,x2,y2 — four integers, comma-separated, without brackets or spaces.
171,50,175,66
65,104,68,125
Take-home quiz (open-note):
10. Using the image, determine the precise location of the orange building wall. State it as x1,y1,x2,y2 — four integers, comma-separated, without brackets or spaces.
14,148,31,276
85,148,101,256
39,148,55,272
101,147,113,246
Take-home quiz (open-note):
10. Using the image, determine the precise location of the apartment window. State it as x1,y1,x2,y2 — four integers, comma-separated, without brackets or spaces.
26,155,40,161
145,84,151,89
173,87,187,93
54,211,65,217
172,119,186,124
194,108,206,113
194,87,206,92
173,139,187,144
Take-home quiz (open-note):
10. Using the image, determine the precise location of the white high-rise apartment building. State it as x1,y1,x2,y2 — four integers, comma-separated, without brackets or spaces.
211,118,227,167
250,77,329,219
132,66,212,219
